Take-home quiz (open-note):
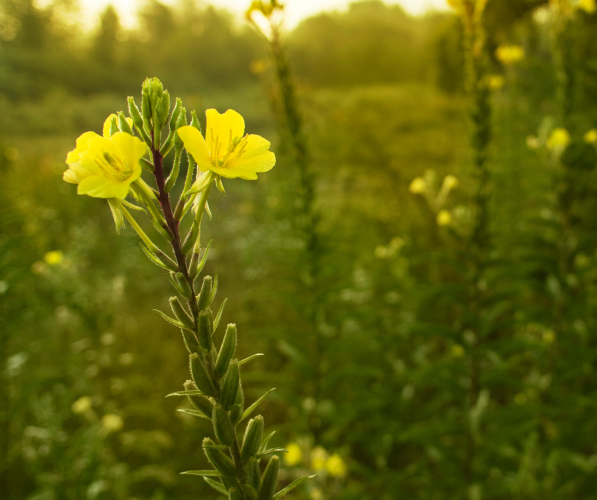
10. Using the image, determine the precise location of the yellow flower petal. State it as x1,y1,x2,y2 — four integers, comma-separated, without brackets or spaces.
205,109,245,159
219,135,276,180
66,131,100,164
78,175,131,199
177,125,212,172
110,132,148,176
63,168,80,184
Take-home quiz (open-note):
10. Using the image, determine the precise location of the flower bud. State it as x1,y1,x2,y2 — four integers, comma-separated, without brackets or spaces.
174,272,194,300
241,415,264,462
213,404,236,446
118,111,134,135
258,456,279,500
195,311,211,350
203,438,237,477
191,110,202,132
181,329,201,354
169,297,195,330
221,359,240,409
215,324,237,378
197,275,213,311
190,353,216,396
184,380,213,418
245,457,261,492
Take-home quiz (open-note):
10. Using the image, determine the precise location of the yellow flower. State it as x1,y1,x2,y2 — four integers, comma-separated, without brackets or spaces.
44,250,63,266
72,396,92,415
487,74,505,90
437,210,452,226
409,177,426,195
326,453,347,478
546,128,571,151
285,443,303,466
311,446,328,470
64,116,147,199
496,45,525,65
584,129,597,144
577,0,596,13
442,175,459,191
102,414,124,432
178,109,276,182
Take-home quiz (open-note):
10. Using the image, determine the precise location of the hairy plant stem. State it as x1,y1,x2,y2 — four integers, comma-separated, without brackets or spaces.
461,5,491,489
269,24,323,439
150,139,246,488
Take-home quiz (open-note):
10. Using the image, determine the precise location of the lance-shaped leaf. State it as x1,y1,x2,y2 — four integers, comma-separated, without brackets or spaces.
154,309,186,329
254,448,287,460
212,298,228,332
180,470,222,477
239,353,264,367
203,438,237,477
169,297,195,330
260,431,276,452
204,477,228,495
177,408,210,420
257,456,279,500
190,240,213,281
272,475,317,500
141,243,178,272
240,388,276,423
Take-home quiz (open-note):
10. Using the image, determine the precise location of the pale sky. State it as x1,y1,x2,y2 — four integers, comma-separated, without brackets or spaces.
79,0,449,29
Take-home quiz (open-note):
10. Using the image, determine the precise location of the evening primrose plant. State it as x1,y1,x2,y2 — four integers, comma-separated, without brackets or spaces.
63,77,312,500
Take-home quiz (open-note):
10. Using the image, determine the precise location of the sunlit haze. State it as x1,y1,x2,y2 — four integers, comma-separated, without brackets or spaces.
79,0,449,28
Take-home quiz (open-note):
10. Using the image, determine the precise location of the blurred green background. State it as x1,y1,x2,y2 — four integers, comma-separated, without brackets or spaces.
2,0,597,499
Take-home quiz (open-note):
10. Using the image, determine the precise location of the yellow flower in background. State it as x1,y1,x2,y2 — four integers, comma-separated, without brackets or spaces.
577,0,596,13
178,109,276,182
311,446,328,470
496,45,525,65
326,453,347,478
584,129,597,144
102,414,124,432
487,74,505,90
44,250,64,266
409,177,426,195
310,489,323,500
442,175,459,191
437,210,452,226
64,117,147,199
72,396,92,414
285,443,303,466
546,128,571,151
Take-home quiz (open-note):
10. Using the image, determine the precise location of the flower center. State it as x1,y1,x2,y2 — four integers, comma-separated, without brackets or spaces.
210,128,248,168
95,150,133,181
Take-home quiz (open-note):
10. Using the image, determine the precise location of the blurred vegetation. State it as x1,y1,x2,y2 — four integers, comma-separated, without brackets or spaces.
2,0,597,499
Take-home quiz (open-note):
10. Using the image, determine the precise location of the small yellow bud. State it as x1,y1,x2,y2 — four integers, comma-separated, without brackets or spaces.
514,393,527,405
102,413,124,432
543,330,556,344
437,210,452,226
496,45,525,65
44,250,64,266
584,129,597,144
409,177,426,195
451,344,465,358
326,453,347,478
311,446,328,470
526,136,540,150
285,443,303,466
487,74,505,90
546,128,571,151
72,396,92,415
374,246,389,259
442,175,459,191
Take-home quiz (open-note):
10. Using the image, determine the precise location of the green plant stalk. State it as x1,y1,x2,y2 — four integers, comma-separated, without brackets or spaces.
266,18,324,439
459,2,492,488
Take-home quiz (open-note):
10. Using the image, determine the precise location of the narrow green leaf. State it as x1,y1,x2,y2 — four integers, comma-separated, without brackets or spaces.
213,298,228,332
239,353,264,366
154,309,187,329
204,477,228,495
165,390,204,398
254,448,287,459
240,388,276,423
141,243,178,272
272,475,317,500
180,470,222,477
177,409,210,420
260,431,276,452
